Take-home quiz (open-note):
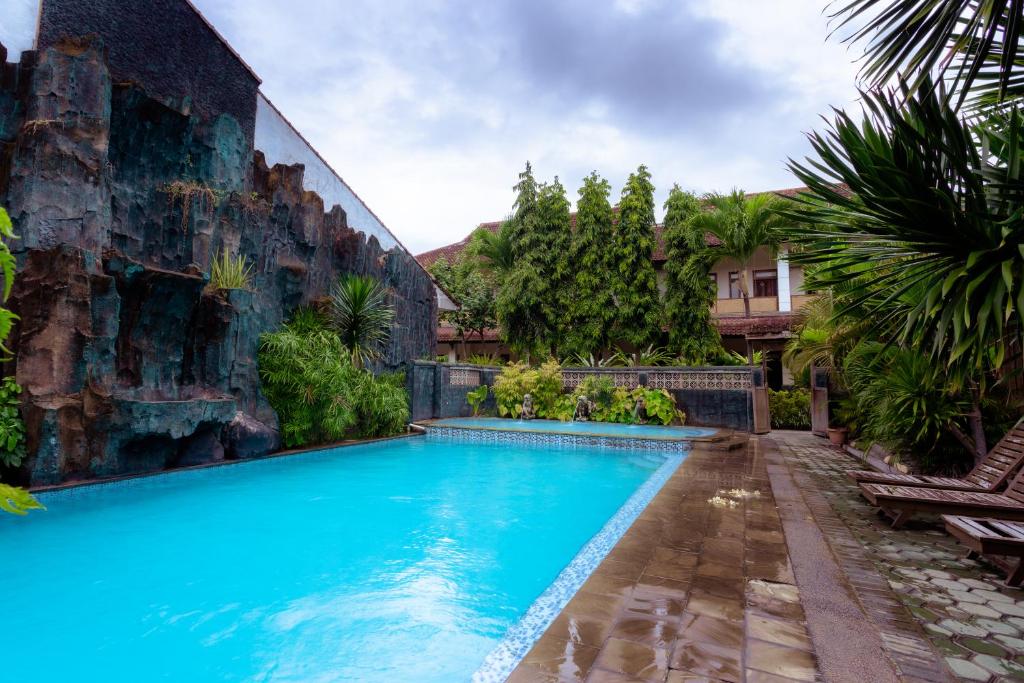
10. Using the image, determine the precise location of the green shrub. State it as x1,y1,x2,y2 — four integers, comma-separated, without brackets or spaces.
572,375,616,410
492,360,564,418
259,309,409,447
351,372,410,439
209,248,253,291
768,389,811,430
492,363,685,425
841,343,970,473
0,376,26,468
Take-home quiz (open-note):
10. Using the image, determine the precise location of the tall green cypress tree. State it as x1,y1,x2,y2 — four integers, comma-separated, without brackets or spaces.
535,177,572,354
566,172,616,356
612,165,661,347
662,185,724,362
497,162,547,354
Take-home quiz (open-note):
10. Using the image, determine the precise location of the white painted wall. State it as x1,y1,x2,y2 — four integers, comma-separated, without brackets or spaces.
254,94,399,250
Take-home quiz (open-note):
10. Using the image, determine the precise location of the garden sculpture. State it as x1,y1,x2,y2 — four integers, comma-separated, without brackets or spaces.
521,393,536,420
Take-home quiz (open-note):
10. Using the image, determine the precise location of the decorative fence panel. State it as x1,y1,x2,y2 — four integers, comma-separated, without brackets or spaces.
410,362,763,431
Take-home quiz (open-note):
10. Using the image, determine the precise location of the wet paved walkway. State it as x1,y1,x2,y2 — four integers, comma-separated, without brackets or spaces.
508,430,1024,682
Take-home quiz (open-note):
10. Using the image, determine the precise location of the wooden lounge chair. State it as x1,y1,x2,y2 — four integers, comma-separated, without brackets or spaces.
943,515,1024,586
860,463,1024,529
847,419,1024,492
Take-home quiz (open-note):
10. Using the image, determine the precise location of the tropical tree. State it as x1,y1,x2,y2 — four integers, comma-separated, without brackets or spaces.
467,220,515,281
428,256,496,357
688,190,787,319
497,163,548,355
534,177,572,353
328,274,395,368
612,165,661,347
662,185,723,363
566,172,617,356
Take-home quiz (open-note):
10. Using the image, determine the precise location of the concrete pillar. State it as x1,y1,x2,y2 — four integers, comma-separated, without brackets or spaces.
778,248,791,312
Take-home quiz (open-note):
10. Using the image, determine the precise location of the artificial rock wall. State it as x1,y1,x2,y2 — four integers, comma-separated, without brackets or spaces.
0,40,437,485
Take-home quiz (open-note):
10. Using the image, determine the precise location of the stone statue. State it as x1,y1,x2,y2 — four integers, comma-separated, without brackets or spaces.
573,394,594,421
521,393,536,420
632,395,648,424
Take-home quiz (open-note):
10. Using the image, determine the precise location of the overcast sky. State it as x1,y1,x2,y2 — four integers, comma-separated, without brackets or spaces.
190,0,862,254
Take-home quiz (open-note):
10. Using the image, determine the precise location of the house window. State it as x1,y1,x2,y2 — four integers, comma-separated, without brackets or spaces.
754,269,778,297
710,272,718,296
729,271,742,299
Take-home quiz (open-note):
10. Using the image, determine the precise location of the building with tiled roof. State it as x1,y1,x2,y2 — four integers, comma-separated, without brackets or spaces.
418,185,844,387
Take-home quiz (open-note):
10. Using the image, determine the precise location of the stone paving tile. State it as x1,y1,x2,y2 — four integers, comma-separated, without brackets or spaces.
507,443,824,682
773,431,1024,683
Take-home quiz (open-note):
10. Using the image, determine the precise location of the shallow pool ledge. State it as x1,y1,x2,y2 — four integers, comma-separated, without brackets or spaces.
424,417,718,444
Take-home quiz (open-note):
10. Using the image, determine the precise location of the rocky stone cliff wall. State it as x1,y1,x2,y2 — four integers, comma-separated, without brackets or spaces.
0,40,437,485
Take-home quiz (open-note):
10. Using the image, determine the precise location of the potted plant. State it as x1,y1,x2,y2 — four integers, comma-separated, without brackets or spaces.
827,425,849,446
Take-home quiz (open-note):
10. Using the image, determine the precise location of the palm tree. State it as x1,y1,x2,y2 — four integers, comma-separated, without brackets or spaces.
833,0,1024,108
467,220,515,281
687,190,787,319
328,274,395,368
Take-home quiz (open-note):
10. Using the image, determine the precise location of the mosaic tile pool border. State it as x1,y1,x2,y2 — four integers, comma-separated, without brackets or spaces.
426,426,691,452
471,446,686,682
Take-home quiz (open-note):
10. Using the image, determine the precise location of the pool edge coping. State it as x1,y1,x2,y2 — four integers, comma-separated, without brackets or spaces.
471,445,688,682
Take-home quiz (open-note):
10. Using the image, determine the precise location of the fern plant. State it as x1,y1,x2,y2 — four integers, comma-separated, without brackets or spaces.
209,248,253,291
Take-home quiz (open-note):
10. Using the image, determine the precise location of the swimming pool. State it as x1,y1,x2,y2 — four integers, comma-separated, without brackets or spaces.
432,416,717,440
1,433,687,682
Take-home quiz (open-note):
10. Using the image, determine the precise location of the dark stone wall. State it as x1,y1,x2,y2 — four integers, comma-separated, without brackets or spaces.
0,39,436,485
670,390,752,431
37,0,259,146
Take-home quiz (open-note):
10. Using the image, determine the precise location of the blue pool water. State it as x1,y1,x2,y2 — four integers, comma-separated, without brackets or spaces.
1,435,683,682
433,417,716,440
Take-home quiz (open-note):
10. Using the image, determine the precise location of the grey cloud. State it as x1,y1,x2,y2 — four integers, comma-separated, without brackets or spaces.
494,0,782,129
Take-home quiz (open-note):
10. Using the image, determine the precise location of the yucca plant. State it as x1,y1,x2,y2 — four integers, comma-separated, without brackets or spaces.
329,274,395,368
209,248,253,291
